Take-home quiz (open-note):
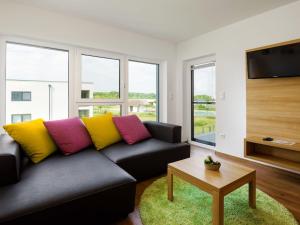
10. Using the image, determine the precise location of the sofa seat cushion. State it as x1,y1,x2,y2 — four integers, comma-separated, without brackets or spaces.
101,138,190,180
0,148,136,224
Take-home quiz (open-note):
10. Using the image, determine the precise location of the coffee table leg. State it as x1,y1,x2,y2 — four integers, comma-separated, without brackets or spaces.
249,172,256,209
212,191,224,225
167,168,173,201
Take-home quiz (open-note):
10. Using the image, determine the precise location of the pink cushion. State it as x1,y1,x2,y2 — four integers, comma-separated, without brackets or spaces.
44,117,92,155
113,115,151,144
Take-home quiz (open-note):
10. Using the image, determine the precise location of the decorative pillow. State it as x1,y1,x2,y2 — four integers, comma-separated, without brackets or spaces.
82,113,122,150
113,115,151,144
44,117,92,155
3,119,57,163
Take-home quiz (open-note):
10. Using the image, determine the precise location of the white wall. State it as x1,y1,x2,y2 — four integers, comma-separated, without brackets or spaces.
0,1,177,123
6,80,69,122
176,0,300,157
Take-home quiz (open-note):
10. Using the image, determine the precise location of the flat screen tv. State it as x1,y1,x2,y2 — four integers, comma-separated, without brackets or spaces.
247,42,300,79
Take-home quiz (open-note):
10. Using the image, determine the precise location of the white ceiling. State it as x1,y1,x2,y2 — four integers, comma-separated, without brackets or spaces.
9,0,297,42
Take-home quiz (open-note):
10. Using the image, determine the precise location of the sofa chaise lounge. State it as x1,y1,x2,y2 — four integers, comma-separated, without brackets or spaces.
0,121,190,225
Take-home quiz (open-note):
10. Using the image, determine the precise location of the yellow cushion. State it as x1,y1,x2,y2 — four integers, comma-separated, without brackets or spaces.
82,113,121,150
3,119,57,163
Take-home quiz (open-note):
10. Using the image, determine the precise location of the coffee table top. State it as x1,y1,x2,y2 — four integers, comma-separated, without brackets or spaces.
168,157,255,190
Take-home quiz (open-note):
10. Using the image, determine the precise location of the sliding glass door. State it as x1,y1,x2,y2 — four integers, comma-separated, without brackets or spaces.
191,62,216,146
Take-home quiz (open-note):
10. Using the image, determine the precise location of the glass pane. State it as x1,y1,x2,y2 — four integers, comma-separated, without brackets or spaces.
22,92,31,101
11,92,22,101
78,105,121,118
81,90,90,99
81,55,120,99
192,64,216,146
11,115,21,123
22,114,32,121
6,43,69,124
128,61,158,121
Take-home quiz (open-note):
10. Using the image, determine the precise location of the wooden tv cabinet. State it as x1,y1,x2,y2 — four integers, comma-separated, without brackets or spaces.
244,137,300,174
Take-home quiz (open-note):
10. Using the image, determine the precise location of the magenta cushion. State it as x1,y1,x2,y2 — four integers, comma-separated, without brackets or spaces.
113,115,151,144
44,117,92,155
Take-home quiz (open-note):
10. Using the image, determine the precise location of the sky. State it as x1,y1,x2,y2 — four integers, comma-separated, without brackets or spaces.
193,65,216,99
6,43,157,94
6,43,68,81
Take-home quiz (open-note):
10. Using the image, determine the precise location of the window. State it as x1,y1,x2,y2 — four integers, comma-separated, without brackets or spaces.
78,109,90,118
81,90,90,99
191,62,216,146
78,105,121,118
128,61,159,121
0,38,162,129
11,114,31,123
5,42,69,123
77,51,123,118
81,55,120,100
11,91,31,101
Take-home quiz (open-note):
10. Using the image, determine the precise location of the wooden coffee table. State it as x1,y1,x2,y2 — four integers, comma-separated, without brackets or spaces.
167,157,256,225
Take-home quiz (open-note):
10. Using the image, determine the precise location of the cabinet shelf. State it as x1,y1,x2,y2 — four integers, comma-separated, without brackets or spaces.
245,137,300,152
244,137,300,174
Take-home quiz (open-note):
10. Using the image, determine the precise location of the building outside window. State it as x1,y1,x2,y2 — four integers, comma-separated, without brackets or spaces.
11,91,31,101
11,114,31,123
5,42,69,123
81,90,90,99
78,109,90,118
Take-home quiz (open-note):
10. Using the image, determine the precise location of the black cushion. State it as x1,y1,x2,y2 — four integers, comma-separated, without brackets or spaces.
144,121,182,143
0,134,21,186
101,138,190,180
0,148,136,225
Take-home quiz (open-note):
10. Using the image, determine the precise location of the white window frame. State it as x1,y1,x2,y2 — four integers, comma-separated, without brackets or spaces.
127,56,162,121
0,35,164,131
0,36,75,128
75,48,125,104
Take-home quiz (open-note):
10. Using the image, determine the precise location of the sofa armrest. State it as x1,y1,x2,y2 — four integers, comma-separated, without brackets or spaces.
0,134,21,186
143,121,181,143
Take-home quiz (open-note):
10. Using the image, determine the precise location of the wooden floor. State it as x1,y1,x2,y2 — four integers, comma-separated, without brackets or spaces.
116,146,300,225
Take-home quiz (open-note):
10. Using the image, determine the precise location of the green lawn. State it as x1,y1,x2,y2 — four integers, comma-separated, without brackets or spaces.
93,105,121,116
89,92,215,132
129,112,157,121
194,116,215,136
93,105,157,121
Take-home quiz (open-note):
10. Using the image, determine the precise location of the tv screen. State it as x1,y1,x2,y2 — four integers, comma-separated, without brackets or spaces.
247,42,300,79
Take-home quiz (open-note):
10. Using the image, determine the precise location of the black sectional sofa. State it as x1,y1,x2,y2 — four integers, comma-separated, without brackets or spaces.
0,122,190,225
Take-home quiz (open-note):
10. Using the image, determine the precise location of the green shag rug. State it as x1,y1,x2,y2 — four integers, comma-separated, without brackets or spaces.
140,177,298,225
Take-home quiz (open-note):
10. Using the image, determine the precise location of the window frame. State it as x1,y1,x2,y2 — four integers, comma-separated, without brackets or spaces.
0,36,74,127
127,59,160,122
0,36,163,130
11,113,32,123
81,90,90,99
184,55,216,150
191,62,216,146
11,91,32,101
75,48,125,104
